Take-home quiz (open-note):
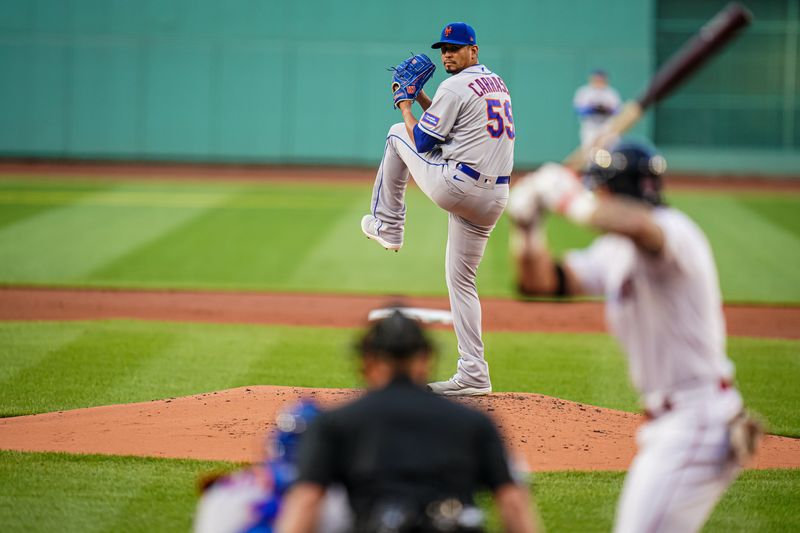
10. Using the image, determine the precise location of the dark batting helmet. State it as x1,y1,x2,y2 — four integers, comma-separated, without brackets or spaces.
586,141,667,206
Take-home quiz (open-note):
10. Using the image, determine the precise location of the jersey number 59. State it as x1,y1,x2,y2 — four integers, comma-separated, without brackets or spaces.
486,99,515,140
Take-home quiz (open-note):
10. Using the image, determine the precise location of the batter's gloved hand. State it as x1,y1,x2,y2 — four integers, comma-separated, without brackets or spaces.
508,163,598,227
729,411,764,465
390,53,436,109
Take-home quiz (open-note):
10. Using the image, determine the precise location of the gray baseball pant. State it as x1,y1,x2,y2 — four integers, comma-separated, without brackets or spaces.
369,123,508,387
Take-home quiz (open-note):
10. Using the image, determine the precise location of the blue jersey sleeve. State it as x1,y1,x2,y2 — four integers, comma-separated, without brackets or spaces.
413,123,441,153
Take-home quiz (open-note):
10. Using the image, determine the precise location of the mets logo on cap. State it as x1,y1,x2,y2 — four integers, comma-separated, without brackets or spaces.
432,22,477,49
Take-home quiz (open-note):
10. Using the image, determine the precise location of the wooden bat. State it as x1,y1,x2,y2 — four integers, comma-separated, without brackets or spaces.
564,2,753,170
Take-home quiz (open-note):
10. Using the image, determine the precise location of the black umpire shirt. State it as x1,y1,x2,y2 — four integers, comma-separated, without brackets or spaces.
296,376,514,528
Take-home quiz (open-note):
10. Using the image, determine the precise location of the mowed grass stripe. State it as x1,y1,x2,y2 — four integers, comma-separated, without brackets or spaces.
670,194,800,303
736,195,800,238
703,468,800,532
478,330,637,411
731,337,800,437
0,321,361,415
531,469,800,533
0,189,360,210
1,179,799,304
0,184,116,233
0,195,110,231
1,450,797,533
0,325,176,417
0,321,796,436
0,450,231,533
90,188,364,289
99,461,205,533
286,188,453,294
0,326,85,386
0,186,235,284
123,321,356,400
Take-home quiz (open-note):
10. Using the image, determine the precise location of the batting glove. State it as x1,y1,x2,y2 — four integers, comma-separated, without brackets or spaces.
508,163,598,227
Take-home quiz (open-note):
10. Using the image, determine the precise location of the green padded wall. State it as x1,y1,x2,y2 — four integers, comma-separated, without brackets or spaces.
4,1,798,174
655,0,800,174
0,0,653,169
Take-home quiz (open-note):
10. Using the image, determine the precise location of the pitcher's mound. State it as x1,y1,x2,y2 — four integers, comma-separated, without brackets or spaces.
0,386,797,471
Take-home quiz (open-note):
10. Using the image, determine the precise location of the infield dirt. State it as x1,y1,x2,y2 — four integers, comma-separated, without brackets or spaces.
2,286,798,339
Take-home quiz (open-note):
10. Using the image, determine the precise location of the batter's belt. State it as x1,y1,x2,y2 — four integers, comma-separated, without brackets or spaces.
643,378,733,420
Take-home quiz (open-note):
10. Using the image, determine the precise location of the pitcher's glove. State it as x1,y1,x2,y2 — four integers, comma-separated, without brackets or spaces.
390,54,436,109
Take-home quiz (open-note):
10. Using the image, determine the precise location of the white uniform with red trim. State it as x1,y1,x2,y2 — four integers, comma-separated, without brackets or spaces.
565,207,743,533
368,64,514,388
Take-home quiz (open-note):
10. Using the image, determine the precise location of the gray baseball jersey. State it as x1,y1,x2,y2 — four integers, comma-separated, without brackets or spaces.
417,64,514,176
366,63,514,388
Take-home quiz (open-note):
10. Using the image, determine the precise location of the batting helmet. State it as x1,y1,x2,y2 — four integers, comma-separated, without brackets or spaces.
586,141,667,206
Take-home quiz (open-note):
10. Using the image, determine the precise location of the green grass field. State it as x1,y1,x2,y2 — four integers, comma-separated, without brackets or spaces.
0,178,799,302
1,176,798,531
1,319,798,531
1,320,798,436
1,451,797,533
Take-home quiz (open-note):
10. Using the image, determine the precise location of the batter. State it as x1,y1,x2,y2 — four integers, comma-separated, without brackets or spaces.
507,142,760,533
361,22,515,396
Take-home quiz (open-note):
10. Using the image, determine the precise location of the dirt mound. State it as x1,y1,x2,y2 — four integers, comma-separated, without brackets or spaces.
1,386,797,471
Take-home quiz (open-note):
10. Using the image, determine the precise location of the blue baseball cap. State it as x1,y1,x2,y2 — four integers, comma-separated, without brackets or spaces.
431,22,477,49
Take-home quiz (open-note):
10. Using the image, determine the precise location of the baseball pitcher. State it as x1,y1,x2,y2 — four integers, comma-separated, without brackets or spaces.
361,22,514,396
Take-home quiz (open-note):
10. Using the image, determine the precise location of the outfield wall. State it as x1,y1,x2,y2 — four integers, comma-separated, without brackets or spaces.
0,0,797,175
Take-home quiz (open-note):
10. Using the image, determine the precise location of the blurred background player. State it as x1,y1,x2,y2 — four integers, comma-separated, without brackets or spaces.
572,69,621,149
277,310,538,532
506,142,761,533
361,22,515,396
194,401,351,533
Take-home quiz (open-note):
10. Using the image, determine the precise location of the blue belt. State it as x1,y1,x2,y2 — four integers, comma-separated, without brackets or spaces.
456,163,510,185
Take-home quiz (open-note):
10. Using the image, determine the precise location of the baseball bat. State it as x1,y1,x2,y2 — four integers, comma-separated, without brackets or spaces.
563,2,753,170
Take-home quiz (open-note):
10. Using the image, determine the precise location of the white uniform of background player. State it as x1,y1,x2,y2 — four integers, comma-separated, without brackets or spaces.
507,143,759,532
361,22,515,395
573,70,621,148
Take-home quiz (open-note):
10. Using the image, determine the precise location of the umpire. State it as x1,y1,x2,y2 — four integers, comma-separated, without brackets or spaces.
276,311,537,532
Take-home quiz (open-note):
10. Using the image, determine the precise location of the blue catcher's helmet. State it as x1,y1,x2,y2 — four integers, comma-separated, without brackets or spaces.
270,400,322,465
586,141,668,206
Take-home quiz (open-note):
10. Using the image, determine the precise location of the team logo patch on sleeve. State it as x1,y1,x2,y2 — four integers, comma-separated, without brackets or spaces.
421,112,440,128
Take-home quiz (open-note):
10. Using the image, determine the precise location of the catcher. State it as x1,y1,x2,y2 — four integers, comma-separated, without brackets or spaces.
361,22,515,397
193,401,352,533
506,141,762,533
